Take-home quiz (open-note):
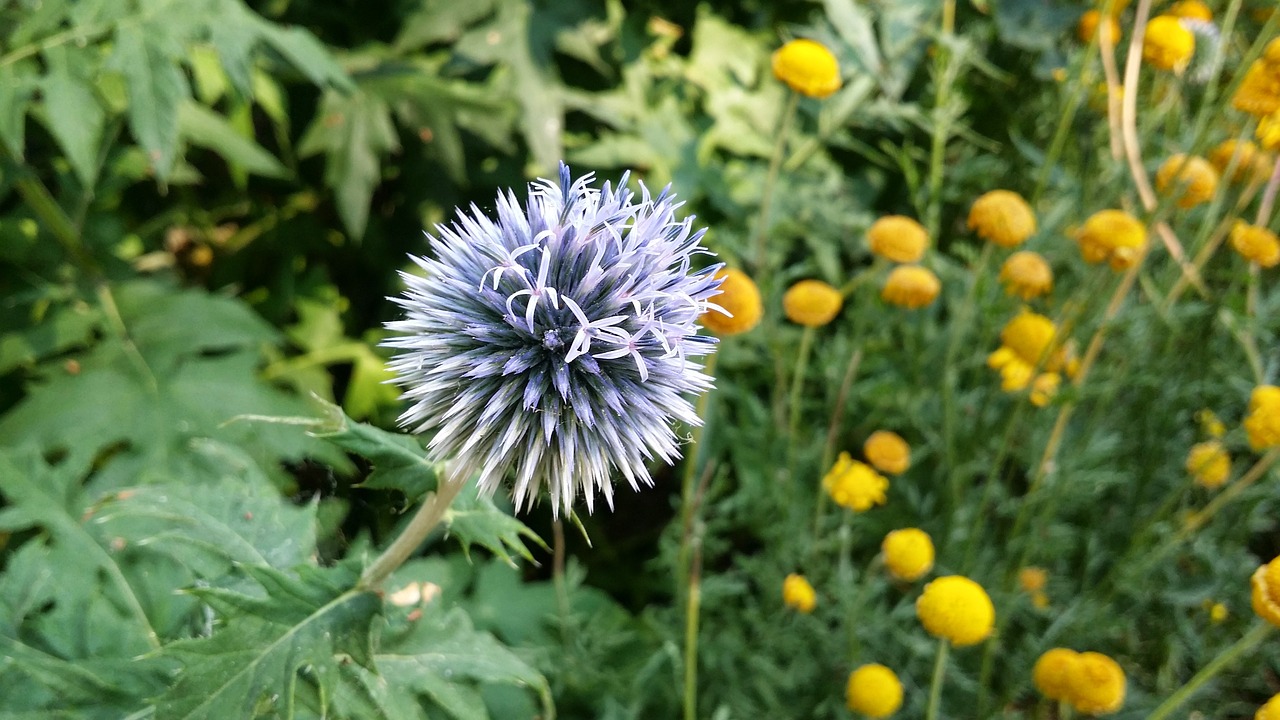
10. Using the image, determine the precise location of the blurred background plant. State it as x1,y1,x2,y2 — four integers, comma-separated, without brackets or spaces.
2,0,1280,717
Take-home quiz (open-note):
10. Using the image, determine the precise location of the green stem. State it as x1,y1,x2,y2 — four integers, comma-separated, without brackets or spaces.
552,519,569,649
357,464,468,590
679,352,718,584
1146,623,1273,720
925,638,950,720
785,325,817,479
1031,22,1101,204
683,536,703,720
925,0,958,240
812,345,864,542
942,243,993,511
751,91,800,273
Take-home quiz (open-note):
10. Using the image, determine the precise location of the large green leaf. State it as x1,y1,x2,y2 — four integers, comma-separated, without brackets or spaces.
38,70,105,186
297,89,399,238
178,100,290,179
111,24,190,183
0,281,348,490
156,563,380,720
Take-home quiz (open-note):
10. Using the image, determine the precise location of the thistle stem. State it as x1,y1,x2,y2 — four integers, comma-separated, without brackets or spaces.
752,91,800,273
683,535,703,720
925,638,950,720
1146,623,1273,720
358,464,468,590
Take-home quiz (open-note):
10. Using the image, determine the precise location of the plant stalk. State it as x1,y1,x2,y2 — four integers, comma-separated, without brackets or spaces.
925,638,950,720
358,463,469,590
1146,623,1273,720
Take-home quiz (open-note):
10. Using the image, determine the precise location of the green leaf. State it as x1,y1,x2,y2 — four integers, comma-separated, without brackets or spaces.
38,70,105,186
206,0,261,95
255,21,353,91
111,25,190,183
308,402,439,500
0,281,349,490
394,0,497,52
0,62,37,159
346,606,552,720
445,486,547,567
156,564,380,720
178,101,290,179
297,89,399,239
0,301,99,374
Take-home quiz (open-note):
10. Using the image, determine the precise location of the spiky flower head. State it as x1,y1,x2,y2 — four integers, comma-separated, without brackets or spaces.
386,164,721,516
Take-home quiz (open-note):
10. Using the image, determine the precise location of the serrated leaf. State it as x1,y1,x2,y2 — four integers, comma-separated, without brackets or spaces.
0,281,349,490
207,0,261,95
178,101,290,179
394,0,496,52
112,25,190,183
297,89,398,238
309,403,438,500
0,301,99,374
347,606,551,720
255,21,353,91
0,63,37,159
445,487,547,567
157,564,380,720
38,70,105,186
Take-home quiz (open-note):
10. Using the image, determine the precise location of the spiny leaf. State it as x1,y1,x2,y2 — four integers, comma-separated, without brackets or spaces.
445,488,547,567
308,400,439,500
157,563,380,720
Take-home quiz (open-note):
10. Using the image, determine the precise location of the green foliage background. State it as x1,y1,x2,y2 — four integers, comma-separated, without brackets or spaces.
1,0,1279,717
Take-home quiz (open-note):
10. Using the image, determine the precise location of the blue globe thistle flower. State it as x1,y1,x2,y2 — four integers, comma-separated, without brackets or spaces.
385,164,723,515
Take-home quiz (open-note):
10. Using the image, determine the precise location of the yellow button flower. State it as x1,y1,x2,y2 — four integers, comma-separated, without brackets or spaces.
1259,112,1280,152
1019,566,1048,593
999,251,1053,300
772,39,842,99
1076,209,1147,270
1209,139,1273,184
881,265,941,309
882,528,935,582
1155,154,1219,209
1258,693,1280,720
868,215,929,262
1186,440,1231,489
1252,556,1280,627
783,279,842,327
1067,652,1126,715
968,190,1037,248
702,268,763,335
1033,648,1080,702
1169,0,1212,20
1230,221,1280,267
1245,385,1280,451
1029,372,1061,407
915,575,995,646
1000,311,1058,368
1233,60,1280,118
1078,10,1121,45
1142,15,1195,73
846,664,903,718
864,430,911,475
783,573,817,613
823,452,889,512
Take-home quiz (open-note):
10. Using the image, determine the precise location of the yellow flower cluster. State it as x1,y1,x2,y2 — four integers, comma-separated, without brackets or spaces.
783,573,817,613
1186,440,1231,489
1034,649,1126,715
1259,113,1280,152
882,265,941,309
915,575,995,646
1233,38,1280,118
772,39,842,99
882,528,934,582
1245,385,1280,451
864,430,911,475
702,268,763,335
987,311,1073,406
1169,0,1212,20
1075,209,1146,270
784,279,843,327
1230,222,1280,267
868,215,929,263
1209,139,1273,185
1259,693,1280,720
1018,566,1050,608
845,664,903,718
823,452,889,512
1154,154,1219,209
968,190,1037,248
1078,10,1120,45
1142,15,1195,73
999,251,1053,300
1252,555,1280,628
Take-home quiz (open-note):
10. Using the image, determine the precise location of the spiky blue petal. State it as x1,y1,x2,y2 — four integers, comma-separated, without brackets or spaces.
385,164,721,515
